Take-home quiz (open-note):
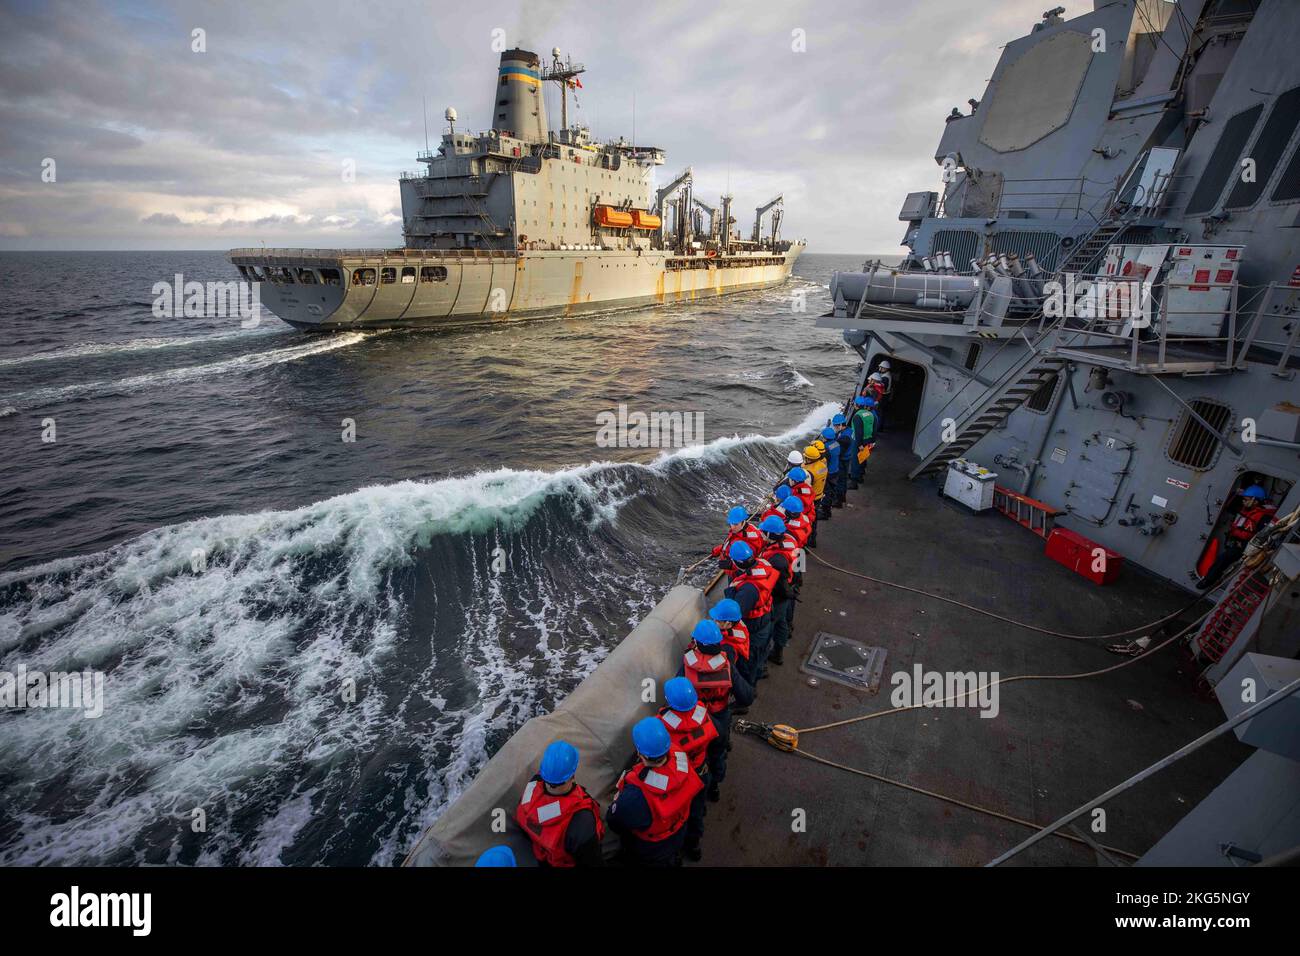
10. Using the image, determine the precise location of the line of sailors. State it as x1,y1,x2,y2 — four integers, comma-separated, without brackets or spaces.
476,386,887,867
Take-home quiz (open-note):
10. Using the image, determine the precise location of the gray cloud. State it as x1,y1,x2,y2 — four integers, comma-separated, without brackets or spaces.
0,0,1050,251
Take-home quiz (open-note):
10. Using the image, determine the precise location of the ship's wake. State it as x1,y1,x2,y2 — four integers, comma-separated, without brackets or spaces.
0,402,836,866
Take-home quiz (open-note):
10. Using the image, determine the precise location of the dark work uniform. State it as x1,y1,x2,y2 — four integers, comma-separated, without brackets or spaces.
676,644,754,788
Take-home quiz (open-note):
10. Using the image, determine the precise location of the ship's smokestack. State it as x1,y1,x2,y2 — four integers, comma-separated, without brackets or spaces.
493,48,548,143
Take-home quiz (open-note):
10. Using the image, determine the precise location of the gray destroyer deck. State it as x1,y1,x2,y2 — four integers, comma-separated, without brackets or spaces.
703,432,1248,866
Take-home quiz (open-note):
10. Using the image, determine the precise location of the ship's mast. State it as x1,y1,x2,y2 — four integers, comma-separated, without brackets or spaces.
541,48,586,134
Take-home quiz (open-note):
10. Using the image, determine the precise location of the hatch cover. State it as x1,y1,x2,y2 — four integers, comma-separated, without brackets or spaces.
801,632,887,693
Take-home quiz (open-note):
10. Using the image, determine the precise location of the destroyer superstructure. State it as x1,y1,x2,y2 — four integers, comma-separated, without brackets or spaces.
230,47,803,331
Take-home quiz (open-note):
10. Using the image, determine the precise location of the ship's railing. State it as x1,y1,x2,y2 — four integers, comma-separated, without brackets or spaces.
1031,272,1294,374
994,177,1116,221
228,247,518,261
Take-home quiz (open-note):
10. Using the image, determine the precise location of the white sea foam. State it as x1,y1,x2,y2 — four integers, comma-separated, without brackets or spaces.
0,402,831,865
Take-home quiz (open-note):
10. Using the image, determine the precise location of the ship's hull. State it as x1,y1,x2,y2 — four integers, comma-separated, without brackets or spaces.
230,245,805,331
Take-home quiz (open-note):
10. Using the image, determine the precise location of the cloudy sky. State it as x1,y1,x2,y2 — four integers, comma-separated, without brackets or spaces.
0,0,1056,253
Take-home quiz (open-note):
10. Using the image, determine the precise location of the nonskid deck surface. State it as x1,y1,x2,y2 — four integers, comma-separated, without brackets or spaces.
703,432,1248,866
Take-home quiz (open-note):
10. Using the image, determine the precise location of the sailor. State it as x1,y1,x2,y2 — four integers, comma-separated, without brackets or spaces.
849,395,878,489
474,845,517,867
781,465,817,518
777,496,809,642
819,426,840,519
722,541,778,688
658,676,720,861
874,361,894,431
515,739,606,867
1196,484,1277,590
677,620,753,799
710,504,763,570
709,598,752,686
831,413,852,507
759,484,793,523
607,717,705,866
758,515,799,666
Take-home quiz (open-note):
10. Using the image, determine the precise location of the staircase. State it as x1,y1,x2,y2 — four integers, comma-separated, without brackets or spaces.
1057,220,1125,274
909,343,1069,480
1195,565,1273,664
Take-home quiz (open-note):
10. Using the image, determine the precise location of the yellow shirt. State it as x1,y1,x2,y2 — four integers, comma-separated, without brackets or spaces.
806,457,829,499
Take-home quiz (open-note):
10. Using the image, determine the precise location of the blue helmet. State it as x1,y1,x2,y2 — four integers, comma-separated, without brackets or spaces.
862,396,877,407
709,598,742,623
759,515,787,535
632,716,671,759
1240,484,1267,500
728,540,754,563
664,676,698,712
475,845,517,867
726,505,748,524
783,497,805,515
539,739,580,785
775,484,792,501
789,467,808,482
832,413,847,426
821,427,837,441
692,619,724,646
854,395,868,406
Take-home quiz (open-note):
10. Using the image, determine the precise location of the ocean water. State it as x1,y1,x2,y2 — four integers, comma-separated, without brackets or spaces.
0,251,865,865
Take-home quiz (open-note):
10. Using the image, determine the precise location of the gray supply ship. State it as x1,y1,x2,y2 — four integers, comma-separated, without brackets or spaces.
408,1,1299,868
229,48,803,331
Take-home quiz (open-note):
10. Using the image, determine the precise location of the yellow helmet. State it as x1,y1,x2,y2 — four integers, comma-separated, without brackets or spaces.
804,443,823,459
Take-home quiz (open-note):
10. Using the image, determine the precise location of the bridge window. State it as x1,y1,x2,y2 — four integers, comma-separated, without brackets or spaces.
1166,399,1232,470
1185,104,1264,214
296,268,318,284
1225,87,1300,208
380,267,397,284
319,269,341,285
420,266,448,282
353,268,376,286
401,266,416,283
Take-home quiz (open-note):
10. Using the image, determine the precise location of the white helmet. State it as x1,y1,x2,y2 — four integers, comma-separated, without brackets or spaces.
786,450,805,465
878,360,892,370
868,372,884,382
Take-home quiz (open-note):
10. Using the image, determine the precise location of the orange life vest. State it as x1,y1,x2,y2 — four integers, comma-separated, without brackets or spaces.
761,533,800,582
712,522,763,557
683,647,734,713
658,703,719,769
1228,504,1276,542
727,558,777,618
615,750,703,842
515,776,605,867
721,620,750,660
784,513,812,547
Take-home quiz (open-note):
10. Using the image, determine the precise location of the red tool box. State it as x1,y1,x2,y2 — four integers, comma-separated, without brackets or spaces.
1044,527,1123,585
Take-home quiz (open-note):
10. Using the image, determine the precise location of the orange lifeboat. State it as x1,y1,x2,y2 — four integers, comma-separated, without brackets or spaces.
632,210,662,230
594,205,634,228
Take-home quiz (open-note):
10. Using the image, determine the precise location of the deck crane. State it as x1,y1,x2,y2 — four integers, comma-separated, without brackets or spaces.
752,194,784,244
655,167,693,249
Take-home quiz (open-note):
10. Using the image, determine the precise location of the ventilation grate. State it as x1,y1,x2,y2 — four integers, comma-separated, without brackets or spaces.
1167,399,1232,470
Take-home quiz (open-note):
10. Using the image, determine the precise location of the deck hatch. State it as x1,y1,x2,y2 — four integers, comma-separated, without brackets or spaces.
801,632,887,693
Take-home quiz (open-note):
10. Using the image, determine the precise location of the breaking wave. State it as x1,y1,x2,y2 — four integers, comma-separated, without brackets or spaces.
0,402,836,866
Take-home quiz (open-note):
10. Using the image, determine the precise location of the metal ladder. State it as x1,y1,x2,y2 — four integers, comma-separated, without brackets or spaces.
992,486,1061,538
909,328,1069,480
1056,220,1125,274
1195,565,1273,663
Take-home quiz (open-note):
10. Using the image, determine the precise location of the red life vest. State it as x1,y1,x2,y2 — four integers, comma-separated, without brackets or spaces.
658,703,719,769
515,777,605,867
615,750,703,842
711,522,762,557
758,504,785,524
761,533,800,582
728,558,777,618
721,620,750,660
683,646,735,713
784,513,811,547
1228,504,1276,542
